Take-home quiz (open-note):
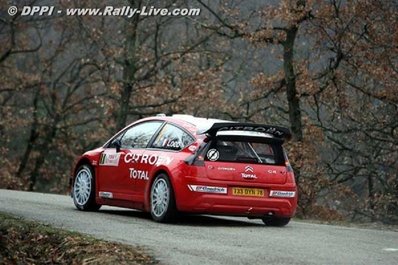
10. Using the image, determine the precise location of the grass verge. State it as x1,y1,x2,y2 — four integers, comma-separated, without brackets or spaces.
0,213,157,264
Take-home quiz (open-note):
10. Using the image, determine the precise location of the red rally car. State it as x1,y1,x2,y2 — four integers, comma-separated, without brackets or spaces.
71,114,297,226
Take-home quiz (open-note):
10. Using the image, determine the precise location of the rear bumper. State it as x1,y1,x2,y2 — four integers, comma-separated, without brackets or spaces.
174,177,297,218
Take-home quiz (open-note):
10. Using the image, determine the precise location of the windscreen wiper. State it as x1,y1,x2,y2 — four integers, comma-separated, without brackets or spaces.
248,143,263,163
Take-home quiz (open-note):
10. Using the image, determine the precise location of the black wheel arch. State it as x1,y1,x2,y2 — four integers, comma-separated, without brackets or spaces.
70,157,94,194
145,169,174,211
149,172,177,222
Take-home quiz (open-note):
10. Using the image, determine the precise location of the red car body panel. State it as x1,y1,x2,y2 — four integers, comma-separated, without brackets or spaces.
72,115,298,220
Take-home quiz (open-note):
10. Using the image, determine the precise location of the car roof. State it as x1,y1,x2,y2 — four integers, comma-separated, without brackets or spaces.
170,114,231,132
136,114,230,136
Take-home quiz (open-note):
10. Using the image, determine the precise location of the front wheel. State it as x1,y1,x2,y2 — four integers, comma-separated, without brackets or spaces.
72,164,101,211
150,174,177,223
262,217,291,227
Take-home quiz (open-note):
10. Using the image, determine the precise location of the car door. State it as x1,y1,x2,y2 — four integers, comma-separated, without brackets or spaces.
142,123,195,194
97,121,163,201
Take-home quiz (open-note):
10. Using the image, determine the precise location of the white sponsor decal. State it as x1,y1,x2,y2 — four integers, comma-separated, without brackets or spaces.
207,149,219,161
100,151,120,166
188,185,227,194
217,167,236,171
269,190,296,198
99,191,113,198
124,152,172,166
165,140,181,149
129,168,149,180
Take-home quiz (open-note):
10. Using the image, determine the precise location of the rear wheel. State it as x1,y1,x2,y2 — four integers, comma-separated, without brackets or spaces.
262,217,291,227
73,165,101,211
150,174,177,223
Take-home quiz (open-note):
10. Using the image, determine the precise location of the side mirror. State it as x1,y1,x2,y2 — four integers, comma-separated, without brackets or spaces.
113,139,121,153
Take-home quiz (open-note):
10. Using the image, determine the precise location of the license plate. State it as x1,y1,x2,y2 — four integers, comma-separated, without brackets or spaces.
231,187,264,197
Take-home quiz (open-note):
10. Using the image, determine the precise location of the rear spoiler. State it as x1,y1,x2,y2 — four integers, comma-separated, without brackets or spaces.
198,122,292,140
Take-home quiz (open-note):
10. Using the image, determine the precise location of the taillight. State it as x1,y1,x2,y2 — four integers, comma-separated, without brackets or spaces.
184,154,205,166
193,155,205,166
283,148,294,172
184,139,209,166
286,160,293,172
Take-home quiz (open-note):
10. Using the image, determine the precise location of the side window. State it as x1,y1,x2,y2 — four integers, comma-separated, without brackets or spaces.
151,124,194,150
119,121,163,149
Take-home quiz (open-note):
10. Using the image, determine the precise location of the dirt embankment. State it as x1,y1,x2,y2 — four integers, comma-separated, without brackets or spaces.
0,213,157,265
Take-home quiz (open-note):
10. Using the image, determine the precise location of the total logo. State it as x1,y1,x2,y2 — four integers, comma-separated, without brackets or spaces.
241,165,257,179
129,168,149,180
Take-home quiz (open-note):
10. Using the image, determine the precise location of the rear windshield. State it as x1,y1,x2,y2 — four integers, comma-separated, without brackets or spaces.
206,140,285,165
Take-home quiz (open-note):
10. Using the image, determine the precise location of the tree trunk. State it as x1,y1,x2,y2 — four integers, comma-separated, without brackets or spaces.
368,174,375,221
28,116,59,191
17,89,39,178
282,26,303,184
115,1,141,130
283,27,303,142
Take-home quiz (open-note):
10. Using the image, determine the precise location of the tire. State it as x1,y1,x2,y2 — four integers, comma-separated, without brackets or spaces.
150,173,177,223
262,217,291,227
72,164,101,211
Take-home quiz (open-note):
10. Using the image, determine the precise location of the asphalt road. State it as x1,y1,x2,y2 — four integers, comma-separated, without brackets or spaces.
0,190,397,265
